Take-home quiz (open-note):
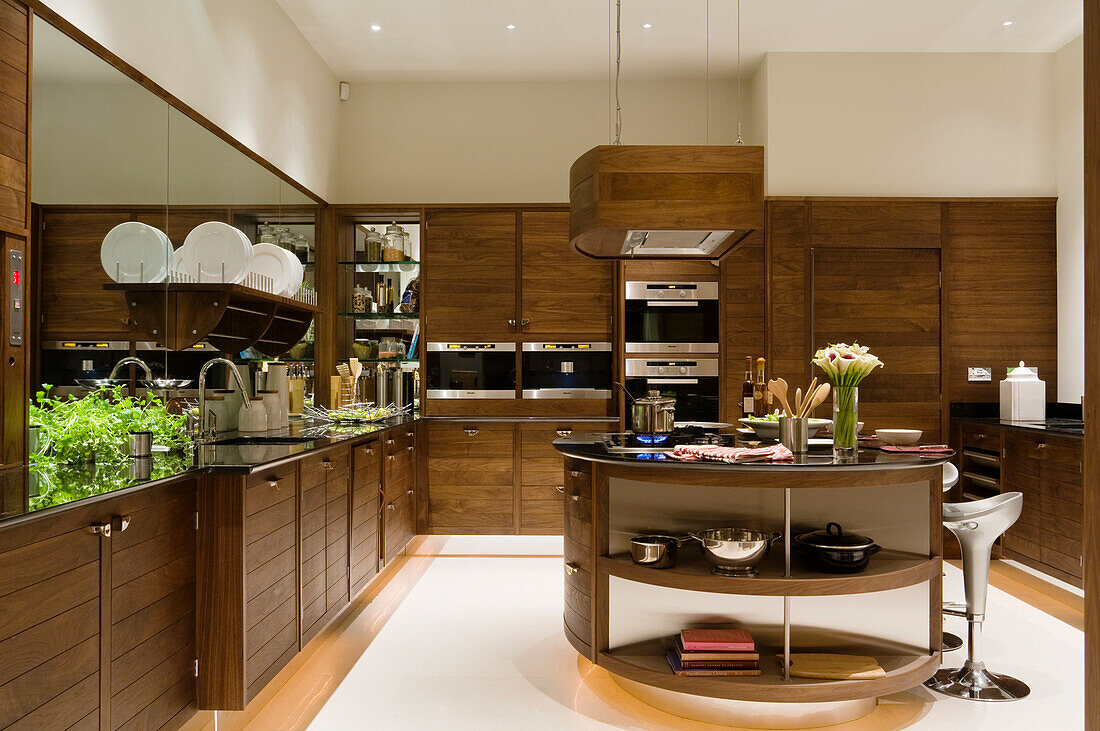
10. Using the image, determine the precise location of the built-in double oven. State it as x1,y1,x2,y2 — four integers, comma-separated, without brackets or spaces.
624,357,720,429
426,341,613,399
624,281,719,353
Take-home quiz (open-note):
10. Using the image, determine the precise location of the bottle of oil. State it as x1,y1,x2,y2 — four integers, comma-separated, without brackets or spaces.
741,356,755,416
753,357,767,417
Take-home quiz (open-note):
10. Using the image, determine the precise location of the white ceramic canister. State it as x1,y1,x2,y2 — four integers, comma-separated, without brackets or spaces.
266,362,290,427
258,390,285,430
238,397,268,433
999,361,1046,422
209,389,238,431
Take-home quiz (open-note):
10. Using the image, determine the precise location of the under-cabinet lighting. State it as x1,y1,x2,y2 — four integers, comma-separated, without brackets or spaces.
370,24,382,31
1002,20,1013,27
642,23,653,29
506,24,516,30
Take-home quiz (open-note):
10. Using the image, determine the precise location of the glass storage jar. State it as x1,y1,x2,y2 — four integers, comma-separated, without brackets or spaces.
383,222,406,262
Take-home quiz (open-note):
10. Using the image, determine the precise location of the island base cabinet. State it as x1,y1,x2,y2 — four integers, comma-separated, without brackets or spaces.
0,475,197,730
350,440,382,596
562,459,593,660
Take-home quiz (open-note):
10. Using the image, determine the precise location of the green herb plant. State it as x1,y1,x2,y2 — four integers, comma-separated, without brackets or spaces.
30,385,188,465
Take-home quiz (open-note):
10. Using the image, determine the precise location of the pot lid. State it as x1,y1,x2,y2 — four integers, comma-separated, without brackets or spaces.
795,522,875,550
635,389,675,406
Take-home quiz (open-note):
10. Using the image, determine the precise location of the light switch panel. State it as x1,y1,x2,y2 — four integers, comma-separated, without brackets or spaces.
967,367,991,382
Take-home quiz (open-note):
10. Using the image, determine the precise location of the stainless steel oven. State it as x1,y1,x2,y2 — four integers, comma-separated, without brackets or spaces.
624,357,719,428
624,281,719,353
521,342,612,399
426,342,516,398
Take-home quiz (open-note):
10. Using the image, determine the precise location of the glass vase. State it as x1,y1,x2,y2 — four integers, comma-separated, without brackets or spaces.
832,385,859,460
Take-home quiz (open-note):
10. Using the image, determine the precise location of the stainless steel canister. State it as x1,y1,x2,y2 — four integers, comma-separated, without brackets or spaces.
779,416,809,454
128,430,153,458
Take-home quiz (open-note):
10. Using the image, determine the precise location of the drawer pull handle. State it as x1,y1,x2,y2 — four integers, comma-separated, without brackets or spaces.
407,489,415,496
555,485,565,493
387,503,396,511
406,445,415,452
388,455,396,462
974,434,984,439
556,429,573,437
269,480,280,490
91,522,111,538
571,495,580,502
569,470,581,477
406,431,414,438
520,318,530,326
365,447,374,455
387,439,395,445
323,461,335,471
463,428,479,437
564,562,579,576
1036,443,1046,450
113,515,132,532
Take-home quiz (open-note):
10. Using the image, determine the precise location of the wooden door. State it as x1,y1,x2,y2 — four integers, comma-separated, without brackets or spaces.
425,421,514,534
350,440,381,596
811,248,942,440
520,211,613,337
421,210,516,340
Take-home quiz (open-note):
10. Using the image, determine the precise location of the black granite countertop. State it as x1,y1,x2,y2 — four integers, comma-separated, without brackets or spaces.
1,413,420,525
954,416,1084,437
553,434,951,472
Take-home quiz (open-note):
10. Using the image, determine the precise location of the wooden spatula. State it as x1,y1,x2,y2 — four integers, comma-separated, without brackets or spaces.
768,378,794,417
800,382,831,418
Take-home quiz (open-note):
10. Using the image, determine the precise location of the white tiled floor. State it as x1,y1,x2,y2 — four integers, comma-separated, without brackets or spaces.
287,540,1082,731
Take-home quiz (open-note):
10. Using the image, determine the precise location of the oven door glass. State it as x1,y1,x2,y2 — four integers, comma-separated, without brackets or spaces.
624,376,720,428
427,351,516,396
522,350,612,392
624,299,719,346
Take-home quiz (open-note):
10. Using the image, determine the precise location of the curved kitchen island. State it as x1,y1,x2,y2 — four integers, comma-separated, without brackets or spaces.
554,435,949,729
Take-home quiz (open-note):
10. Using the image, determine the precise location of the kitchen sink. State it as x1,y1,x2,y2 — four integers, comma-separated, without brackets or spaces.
212,436,317,446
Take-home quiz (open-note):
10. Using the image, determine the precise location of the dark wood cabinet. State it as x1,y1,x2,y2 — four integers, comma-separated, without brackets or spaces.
518,421,575,534
382,426,416,561
0,477,197,730
562,459,593,660
350,439,381,596
298,447,350,646
425,421,514,534
421,210,517,340
520,211,613,337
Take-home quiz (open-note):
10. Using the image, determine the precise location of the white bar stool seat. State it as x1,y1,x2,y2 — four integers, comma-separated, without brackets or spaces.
925,491,1031,701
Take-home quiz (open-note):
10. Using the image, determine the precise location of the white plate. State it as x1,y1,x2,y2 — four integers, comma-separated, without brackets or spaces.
100,222,172,283
180,222,253,283
251,243,293,296
279,247,304,297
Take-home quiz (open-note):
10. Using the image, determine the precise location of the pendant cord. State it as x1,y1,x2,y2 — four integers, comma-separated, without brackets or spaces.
735,0,744,145
613,0,622,144
705,0,710,144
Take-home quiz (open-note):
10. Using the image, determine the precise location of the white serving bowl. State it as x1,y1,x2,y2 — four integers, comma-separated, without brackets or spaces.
738,418,832,440
875,429,923,446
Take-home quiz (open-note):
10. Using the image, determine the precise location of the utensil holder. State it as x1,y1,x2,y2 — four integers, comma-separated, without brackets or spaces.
779,416,809,454
128,430,152,458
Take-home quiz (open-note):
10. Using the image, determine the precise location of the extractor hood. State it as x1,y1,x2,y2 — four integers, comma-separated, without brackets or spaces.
568,145,764,260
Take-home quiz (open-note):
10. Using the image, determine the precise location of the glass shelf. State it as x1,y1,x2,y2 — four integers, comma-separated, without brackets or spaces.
339,260,419,273
339,311,419,319
350,357,419,364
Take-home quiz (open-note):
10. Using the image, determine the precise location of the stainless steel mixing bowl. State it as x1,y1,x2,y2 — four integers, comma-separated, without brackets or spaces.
689,528,782,577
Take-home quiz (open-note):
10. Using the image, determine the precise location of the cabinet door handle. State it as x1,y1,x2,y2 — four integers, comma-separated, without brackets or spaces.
463,428,479,437
386,438,395,445
406,445,415,453
555,485,565,493
269,480,281,490
556,429,573,437
323,460,335,471
507,319,516,328
387,503,396,511
91,523,111,538
569,470,581,477
564,562,579,576
365,447,374,455
388,455,396,462
520,318,530,326
1036,443,1046,450
407,489,414,496
571,495,580,502
974,434,984,440
112,515,132,532
406,431,414,438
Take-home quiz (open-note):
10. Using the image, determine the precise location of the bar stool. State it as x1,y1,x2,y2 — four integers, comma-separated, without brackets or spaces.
939,464,965,653
925,492,1031,701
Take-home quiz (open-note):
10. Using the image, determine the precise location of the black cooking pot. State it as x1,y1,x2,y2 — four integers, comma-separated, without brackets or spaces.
794,522,881,574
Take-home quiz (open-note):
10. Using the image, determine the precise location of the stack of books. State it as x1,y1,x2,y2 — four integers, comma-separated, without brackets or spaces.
666,628,762,677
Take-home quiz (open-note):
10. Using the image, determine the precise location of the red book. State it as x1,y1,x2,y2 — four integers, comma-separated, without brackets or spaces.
680,628,755,652
678,660,759,670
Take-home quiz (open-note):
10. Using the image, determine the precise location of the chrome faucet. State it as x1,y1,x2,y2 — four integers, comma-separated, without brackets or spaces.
109,356,153,381
196,357,250,443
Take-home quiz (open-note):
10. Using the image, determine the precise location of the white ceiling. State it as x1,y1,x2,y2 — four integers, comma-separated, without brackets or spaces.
277,0,1083,83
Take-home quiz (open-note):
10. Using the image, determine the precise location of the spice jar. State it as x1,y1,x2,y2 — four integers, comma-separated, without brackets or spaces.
364,227,384,261
383,222,406,262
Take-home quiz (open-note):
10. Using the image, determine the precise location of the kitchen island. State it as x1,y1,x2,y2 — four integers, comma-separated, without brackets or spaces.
554,434,949,728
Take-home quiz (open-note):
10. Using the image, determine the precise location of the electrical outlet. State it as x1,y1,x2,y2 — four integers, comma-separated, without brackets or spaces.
968,367,992,383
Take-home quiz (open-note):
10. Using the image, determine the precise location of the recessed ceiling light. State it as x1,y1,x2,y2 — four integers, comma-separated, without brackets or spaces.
506,24,516,30
370,24,381,31
642,23,653,29
1002,20,1013,27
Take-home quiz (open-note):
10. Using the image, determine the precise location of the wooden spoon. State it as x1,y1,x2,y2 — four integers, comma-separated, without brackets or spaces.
801,382,831,418
768,378,793,417
802,377,818,416
794,387,802,417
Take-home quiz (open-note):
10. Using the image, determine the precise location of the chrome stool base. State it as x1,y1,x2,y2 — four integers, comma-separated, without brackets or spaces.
925,664,1031,702
941,632,964,652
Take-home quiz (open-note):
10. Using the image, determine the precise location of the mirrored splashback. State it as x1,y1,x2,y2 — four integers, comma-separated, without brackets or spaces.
32,16,317,396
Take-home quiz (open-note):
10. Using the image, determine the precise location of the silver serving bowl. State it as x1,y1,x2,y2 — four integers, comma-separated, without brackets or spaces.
689,528,781,577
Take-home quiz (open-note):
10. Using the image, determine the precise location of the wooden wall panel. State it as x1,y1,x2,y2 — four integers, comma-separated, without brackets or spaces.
0,0,26,237
720,230,765,421
766,201,811,391
812,248,942,439
943,200,1058,412
810,201,941,248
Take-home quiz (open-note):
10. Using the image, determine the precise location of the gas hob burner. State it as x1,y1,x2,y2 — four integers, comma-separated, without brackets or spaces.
601,429,735,454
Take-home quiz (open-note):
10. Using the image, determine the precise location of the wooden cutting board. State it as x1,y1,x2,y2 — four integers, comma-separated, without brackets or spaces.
779,653,886,680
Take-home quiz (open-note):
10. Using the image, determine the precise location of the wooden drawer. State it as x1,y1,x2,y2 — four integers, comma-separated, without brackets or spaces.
353,440,382,476
1040,436,1083,473
564,466,592,500
564,604,592,647
960,424,1001,453
385,492,415,562
427,421,513,460
520,496,563,535
520,423,580,486
564,534,590,572
300,449,349,490
245,465,297,516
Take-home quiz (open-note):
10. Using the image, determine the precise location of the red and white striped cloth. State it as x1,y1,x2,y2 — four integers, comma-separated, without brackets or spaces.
666,443,794,464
